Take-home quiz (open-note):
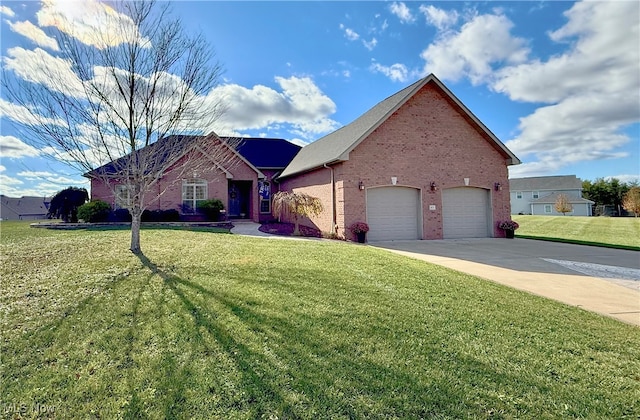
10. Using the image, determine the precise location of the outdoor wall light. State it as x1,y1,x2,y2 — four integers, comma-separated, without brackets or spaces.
430,182,437,191
494,182,502,191
358,181,365,190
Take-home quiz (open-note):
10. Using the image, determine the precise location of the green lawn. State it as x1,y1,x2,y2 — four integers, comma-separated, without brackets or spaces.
513,215,640,250
1,221,639,418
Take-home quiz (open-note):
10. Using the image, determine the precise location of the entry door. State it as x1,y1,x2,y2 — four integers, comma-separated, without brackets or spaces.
228,181,252,218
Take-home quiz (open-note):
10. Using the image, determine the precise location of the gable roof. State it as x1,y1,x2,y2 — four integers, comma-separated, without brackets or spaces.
226,137,301,169
0,195,50,220
279,74,520,179
87,135,299,179
530,192,594,204
509,175,583,191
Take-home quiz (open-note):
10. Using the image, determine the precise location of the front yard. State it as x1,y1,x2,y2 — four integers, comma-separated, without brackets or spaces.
1,221,638,418
513,215,640,249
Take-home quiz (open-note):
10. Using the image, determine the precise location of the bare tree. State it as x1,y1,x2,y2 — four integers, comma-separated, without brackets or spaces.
272,191,324,236
2,0,231,253
622,187,640,217
554,194,573,215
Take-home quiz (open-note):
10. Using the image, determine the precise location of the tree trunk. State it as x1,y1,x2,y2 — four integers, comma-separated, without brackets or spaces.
293,218,301,236
130,209,142,254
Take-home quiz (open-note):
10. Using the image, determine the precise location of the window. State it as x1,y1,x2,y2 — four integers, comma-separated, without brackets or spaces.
115,185,131,209
544,204,552,213
258,181,271,214
532,191,540,199
182,179,207,213
516,191,522,199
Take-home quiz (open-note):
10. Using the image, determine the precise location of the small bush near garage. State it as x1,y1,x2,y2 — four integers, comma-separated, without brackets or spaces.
141,209,180,222
197,199,224,221
77,200,111,222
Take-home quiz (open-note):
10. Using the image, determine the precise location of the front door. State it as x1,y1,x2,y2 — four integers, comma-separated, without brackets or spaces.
228,181,251,218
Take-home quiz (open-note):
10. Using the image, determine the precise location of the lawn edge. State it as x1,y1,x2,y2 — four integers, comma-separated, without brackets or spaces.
515,234,640,251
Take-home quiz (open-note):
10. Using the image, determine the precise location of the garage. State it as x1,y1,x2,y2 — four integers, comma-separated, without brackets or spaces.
366,187,421,241
442,187,490,238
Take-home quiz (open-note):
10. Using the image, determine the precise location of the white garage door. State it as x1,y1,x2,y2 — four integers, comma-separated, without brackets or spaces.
442,187,490,239
367,187,420,241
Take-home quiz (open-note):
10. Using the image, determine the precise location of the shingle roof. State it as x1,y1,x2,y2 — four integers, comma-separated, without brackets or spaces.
279,74,520,179
509,175,583,191
530,192,594,204
87,135,300,177
226,137,301,169
0,195,50,219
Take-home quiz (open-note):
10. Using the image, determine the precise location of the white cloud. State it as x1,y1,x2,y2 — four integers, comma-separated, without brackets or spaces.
607,175,640,185
36,0,147,49
420,5,459,30
3,47,84,96
370,62,410,83
0,174,24,187
499,1,640,177
389,2,415,24
420,12,529,84
493,1,639,103
289,138,310,147
15,170,81,185
340,24,359,41
0,136,41,158
9,20,60,51
363,38,378,51
209,76,339,140
1,5,15,17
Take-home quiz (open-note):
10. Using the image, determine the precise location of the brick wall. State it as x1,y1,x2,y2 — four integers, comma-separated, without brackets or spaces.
279,82,513,239
277,167,334,234
89,149,262,221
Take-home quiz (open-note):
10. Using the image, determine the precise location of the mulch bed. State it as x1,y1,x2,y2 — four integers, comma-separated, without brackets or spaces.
258,222,322,238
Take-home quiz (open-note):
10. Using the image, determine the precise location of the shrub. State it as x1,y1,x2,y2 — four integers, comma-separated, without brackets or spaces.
77,200,111,223
197,199,224,221
141,209,180,222
110,208,132,222
48,187,89,222
322,231,345,240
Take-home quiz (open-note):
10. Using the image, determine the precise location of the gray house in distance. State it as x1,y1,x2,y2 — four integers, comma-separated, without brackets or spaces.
509,175,594,216
0,195,51,220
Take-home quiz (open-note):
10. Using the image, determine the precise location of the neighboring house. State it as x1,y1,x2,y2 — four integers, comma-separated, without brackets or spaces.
0,195,50,220
88,136,300,223
89,74,521,240
278,74,520,240
509,175,594,216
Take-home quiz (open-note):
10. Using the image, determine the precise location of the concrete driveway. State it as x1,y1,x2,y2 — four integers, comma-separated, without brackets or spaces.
371,238,640,326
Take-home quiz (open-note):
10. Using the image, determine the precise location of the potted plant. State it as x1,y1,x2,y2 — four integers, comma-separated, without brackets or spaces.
498,220,519,238
349,222,369,243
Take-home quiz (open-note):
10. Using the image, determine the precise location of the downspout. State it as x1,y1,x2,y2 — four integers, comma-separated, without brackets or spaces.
324,163,337,234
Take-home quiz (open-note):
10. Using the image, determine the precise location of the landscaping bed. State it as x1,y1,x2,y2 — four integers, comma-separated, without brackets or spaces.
258,222,322,237
30,221,233,231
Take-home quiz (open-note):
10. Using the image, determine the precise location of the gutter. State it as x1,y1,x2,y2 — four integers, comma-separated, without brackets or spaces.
324,163,337,234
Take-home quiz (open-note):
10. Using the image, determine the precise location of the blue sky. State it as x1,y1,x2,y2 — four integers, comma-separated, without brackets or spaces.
1,0,638,197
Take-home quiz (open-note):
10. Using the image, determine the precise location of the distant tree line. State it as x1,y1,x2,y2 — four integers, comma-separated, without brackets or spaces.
582,178,639,216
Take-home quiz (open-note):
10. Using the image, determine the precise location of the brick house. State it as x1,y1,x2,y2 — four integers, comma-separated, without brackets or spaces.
278,74,520,240
88,136,300,223
89,74,520,240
